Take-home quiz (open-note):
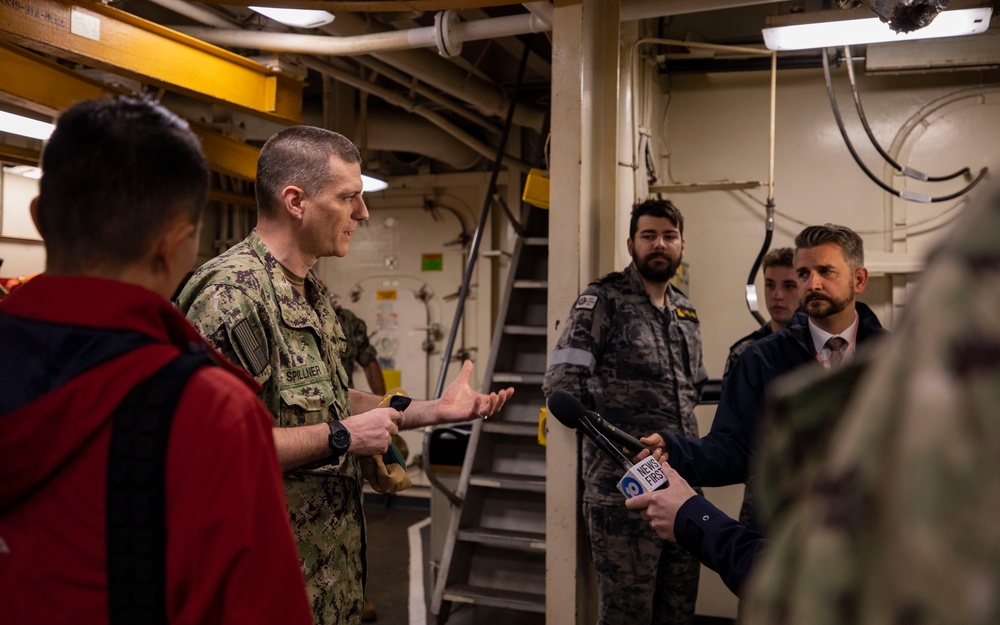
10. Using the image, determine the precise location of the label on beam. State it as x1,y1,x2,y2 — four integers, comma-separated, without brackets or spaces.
71,8,100,41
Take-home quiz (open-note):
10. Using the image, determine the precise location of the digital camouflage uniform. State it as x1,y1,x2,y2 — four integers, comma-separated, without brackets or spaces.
177,230,365,625
744,186,1000,625
543,263,707,625
336,308,378,388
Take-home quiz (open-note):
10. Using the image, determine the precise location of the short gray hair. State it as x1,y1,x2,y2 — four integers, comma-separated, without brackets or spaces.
255,126,361,217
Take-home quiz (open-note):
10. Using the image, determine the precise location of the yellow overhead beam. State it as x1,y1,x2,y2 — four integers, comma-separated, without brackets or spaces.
0,0,302,124
0,42,261,181
189,121,260,181
0,41,113,113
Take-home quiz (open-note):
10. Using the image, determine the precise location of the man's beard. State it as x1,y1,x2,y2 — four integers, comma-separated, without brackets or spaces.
802,290,851,319
633,249,680,283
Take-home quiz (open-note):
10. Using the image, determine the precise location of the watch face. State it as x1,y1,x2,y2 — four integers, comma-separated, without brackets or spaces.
332,426,351,452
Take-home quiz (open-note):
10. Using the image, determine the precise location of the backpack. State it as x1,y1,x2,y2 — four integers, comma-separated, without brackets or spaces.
106,347,212,625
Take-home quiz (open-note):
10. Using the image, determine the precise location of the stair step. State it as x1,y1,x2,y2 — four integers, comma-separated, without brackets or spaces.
456,527,546,551
483,421,539,438
469,472,546,493
492,372,545,385
523,237,548,246
502,324,546,336
442,584,546,613
512,279,548,289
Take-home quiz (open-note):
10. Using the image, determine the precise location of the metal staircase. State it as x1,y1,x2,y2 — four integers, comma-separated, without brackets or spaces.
430,202,549,623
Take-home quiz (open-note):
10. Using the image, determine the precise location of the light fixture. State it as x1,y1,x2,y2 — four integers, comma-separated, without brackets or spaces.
0,110,54,140
248,6,334,29
3,165,42,179
763,4,992,51
362,174,388,193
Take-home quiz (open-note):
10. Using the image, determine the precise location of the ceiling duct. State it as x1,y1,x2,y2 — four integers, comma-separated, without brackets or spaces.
365,107,483,171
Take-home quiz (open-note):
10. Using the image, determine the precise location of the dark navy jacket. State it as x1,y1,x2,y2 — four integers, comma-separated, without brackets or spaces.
663,301,886,595
665,301,886,490
673,495,763,597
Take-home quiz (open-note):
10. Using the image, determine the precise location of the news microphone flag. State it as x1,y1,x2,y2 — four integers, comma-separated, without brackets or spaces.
617,455,669,499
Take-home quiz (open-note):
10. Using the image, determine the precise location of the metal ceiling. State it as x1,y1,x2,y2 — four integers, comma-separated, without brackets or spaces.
0,0,977,178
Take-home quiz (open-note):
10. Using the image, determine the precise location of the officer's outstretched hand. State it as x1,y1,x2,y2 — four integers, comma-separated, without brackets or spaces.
624,461,696,543
437,360,514,423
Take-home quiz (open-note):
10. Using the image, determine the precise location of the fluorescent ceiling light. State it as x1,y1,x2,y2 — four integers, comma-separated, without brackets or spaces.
362,174,388,193
4,165,42,179
249,6,334,29
763,6,992,51
0,111,54,140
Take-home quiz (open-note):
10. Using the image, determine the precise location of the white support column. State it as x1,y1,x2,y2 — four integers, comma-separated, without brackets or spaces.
547,1,621,624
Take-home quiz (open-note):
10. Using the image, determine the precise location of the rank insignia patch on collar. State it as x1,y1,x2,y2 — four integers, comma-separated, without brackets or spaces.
575,295,599,310
675,306,699,321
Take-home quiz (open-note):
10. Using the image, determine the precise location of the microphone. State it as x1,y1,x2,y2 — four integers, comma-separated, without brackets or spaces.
547,390,668,498
547,390,633,471
546,390,647,455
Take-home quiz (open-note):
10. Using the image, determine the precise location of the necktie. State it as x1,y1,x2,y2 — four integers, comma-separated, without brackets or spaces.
824,336,849,368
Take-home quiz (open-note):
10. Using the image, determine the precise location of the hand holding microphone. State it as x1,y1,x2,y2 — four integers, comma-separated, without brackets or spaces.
624,461,696,543
546,390,667,499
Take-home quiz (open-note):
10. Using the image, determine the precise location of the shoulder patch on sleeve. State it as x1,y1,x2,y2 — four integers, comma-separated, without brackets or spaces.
675,306,699,322
232,317,269,376
575,294,599,310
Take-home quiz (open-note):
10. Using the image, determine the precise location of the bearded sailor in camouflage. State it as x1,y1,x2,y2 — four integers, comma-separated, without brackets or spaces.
179,126,513,625
744,185,1000,625
543,199,706,625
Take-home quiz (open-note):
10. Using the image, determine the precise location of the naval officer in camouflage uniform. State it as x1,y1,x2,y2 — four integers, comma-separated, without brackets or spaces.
543,199,707,625
744,184,1000,625
177,125,512,625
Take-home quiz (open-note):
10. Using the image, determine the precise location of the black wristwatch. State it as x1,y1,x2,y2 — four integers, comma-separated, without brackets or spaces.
327,420,352,462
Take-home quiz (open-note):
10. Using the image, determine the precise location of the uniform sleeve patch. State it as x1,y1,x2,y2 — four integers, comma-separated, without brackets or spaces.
575,295,599,310
232,317,269,376
675,306,699,322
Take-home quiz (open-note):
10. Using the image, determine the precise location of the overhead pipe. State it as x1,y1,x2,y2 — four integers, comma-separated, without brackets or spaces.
620,0,785,22
352,55,501,135
365,107,483,170
299,55,532,172
317,12,547,131
521,1,553,27
177,1,785,133
178,10,548,130
144,0,233,28
150,1,504,146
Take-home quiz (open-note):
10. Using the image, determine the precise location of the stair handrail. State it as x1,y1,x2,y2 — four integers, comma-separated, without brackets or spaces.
422,35,534,505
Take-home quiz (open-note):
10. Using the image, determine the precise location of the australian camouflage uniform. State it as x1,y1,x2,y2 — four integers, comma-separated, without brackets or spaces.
543,263,707,625
744,185,1000,625
177,230,365,625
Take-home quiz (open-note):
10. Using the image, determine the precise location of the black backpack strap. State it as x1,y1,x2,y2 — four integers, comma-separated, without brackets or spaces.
106,345,213,625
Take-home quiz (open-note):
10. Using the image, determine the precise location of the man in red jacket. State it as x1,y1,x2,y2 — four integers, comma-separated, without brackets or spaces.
0,96,311,625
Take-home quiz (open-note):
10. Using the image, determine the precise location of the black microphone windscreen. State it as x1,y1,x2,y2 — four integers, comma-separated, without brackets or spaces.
546,390,585,429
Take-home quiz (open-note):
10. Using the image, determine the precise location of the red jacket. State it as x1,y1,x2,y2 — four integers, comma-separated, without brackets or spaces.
0,276,311,625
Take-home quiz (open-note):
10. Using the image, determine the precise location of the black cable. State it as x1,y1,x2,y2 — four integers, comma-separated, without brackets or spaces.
842,45,969,183
744,198,773,327
822,50,988,204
